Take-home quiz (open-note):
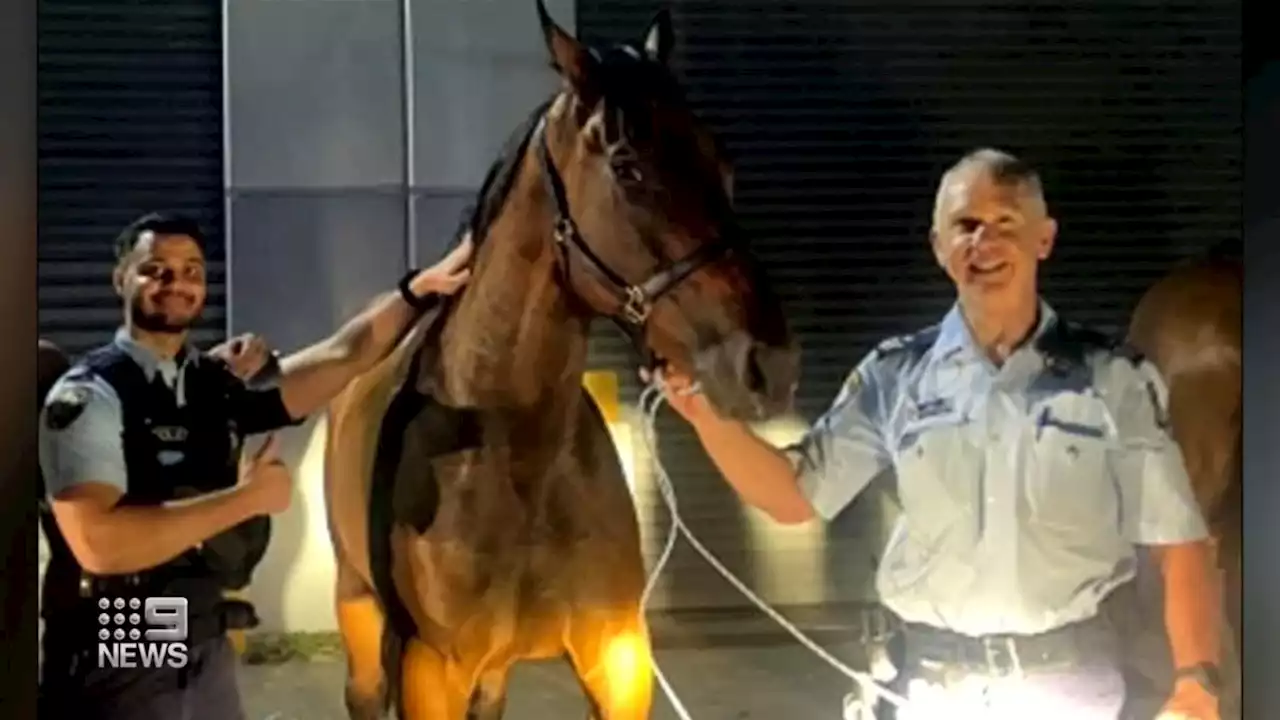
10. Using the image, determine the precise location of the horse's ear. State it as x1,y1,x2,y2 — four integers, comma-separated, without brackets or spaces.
537,0,594,89
641,8,674,65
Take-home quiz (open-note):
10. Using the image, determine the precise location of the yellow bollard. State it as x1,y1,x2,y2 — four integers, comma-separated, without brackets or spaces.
582,370,621,424
225,589,248,656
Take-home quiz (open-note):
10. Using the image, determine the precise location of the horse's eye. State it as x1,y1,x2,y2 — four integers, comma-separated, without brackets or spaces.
611,158,643,185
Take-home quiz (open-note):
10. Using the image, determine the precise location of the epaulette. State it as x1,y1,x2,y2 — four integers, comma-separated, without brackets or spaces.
1036,319,1122,372
871,326,939,363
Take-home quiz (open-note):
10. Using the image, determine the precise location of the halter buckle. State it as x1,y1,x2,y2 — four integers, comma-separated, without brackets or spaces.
553,217,574,245
622,286,652,325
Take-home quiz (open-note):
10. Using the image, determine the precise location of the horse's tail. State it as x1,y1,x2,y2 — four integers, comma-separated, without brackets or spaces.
381,623,405,717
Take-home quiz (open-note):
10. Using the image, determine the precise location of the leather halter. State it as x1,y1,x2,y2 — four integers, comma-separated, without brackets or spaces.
533,116,733,361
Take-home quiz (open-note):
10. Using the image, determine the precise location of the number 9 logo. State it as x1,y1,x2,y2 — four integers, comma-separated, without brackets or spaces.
143,597,189,642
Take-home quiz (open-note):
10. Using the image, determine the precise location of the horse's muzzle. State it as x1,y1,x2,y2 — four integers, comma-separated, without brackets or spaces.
694,331,800,422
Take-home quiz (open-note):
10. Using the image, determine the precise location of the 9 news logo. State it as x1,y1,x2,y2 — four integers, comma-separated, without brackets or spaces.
95,596,190,670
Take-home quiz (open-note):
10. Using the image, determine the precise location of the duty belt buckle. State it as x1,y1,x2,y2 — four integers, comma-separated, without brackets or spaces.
981,636,1022,676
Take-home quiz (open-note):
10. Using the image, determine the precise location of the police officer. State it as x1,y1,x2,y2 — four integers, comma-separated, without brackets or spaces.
659,150,1222,720
37,211,473,719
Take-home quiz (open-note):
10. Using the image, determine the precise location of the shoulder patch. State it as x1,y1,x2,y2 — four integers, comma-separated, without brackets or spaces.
843,366,864,395
44,383,91,431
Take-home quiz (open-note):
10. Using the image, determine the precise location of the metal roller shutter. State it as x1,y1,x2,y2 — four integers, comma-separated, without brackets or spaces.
38,0,227,359
578,0,1241,613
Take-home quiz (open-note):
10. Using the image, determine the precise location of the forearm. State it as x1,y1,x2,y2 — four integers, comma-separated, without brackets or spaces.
277,290,421,419
81,486,261,576
693,417,816,523
1153,540,1221,668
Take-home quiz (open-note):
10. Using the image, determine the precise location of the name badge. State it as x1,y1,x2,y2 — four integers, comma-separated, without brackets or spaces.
914,397,954,420
151,425,189,443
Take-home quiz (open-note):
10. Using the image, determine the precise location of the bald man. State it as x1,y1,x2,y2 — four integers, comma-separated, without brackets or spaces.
659,149,1221,720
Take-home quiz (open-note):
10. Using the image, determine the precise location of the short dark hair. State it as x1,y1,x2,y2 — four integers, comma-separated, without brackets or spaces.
113,212,206,264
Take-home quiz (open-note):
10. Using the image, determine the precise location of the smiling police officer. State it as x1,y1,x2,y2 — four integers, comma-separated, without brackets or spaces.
659,150,1222,720
37,212,473,720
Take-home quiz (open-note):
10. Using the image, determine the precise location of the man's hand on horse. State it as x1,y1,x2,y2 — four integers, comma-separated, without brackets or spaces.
1156,677,1220,720
209,333,271,381
409,232,475,298
641,366,719,427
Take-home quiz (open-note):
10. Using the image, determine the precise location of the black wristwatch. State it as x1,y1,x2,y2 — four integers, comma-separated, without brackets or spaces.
1174,663,1222,696
397,269,440,313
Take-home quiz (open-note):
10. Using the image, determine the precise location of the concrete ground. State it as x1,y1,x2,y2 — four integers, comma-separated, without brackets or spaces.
239,640,870,720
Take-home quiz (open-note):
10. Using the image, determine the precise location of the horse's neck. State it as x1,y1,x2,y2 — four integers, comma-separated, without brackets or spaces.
433,167,590,415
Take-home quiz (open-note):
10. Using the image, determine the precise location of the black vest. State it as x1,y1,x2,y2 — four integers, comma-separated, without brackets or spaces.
41,343,270,640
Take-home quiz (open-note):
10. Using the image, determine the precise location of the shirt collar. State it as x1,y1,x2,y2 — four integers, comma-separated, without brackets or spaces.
930,298,1058,365
113,327,200,383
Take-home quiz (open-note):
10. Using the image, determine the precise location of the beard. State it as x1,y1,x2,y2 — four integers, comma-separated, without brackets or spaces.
130,295,201,334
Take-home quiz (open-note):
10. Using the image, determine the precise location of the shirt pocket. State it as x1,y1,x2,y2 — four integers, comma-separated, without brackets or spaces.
893,407,980,543
1026,393,1118,533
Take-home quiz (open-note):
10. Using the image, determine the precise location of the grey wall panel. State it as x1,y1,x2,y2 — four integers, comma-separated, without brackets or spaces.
412,191,472,265
226,191,406,631
227,192,407,350
225,0,405,190
409,0,572,189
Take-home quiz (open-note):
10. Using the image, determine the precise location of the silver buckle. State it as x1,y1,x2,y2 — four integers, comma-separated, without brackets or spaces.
553,217,574,245
982,636,1023,676
621,286,652,325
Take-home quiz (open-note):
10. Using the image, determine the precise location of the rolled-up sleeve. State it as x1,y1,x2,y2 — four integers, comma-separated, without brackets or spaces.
38,375,129,499
785,354,891,520
1107,357,1209,545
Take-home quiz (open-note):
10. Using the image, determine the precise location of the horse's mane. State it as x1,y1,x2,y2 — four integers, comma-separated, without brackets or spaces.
452,98,555,252
445,42,691,257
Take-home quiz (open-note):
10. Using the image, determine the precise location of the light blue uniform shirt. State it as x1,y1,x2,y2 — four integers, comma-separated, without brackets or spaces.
786,301,1208,636
39,328,200,500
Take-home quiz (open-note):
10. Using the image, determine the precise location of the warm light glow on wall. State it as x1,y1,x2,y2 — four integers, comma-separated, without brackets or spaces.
742,415,826,605
247,417,338,632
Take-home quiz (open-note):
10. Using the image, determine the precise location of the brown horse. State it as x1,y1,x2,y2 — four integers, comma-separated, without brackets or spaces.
1125,239,1241,715
323,4,799,719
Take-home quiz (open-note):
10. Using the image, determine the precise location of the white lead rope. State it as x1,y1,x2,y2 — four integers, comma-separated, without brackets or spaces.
634,371,911,719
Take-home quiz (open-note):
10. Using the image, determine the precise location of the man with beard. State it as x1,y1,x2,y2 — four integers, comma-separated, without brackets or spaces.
37,212,473,719
656,150,1222,720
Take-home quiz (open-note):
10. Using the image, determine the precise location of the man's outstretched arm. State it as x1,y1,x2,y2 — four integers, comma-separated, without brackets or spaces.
272,236,474,421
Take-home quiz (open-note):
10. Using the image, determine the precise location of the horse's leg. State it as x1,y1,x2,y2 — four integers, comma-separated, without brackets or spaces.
564,609,654,720
1166,369,1241,714
336,557,392,720
466,668,510,720
399,638,473,720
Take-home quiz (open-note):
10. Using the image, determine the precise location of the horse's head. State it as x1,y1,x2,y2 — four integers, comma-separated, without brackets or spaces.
534,1,799,421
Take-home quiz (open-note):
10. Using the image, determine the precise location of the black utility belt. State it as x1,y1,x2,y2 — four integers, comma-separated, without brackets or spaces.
902,614,1117,674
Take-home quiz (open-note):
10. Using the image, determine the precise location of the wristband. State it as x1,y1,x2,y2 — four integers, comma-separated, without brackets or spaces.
398,269,440,313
